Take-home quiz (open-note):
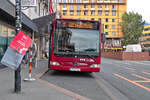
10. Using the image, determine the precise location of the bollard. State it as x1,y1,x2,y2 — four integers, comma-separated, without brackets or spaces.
24,45,36,82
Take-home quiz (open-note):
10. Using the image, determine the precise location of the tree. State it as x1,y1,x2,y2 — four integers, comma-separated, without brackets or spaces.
121,12,145,46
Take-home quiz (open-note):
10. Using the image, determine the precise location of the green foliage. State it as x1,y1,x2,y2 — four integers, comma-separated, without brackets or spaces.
121,12,145,46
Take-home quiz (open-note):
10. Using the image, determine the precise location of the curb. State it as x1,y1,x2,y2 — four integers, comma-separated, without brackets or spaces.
36,69,92,100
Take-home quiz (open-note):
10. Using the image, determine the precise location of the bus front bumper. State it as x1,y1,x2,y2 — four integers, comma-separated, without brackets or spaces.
49,66,100,72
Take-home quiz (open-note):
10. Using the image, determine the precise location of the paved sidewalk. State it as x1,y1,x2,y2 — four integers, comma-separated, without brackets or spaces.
0,60,76,100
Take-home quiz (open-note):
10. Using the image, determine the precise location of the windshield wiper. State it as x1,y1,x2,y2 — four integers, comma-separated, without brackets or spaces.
83,48,97,52
77,51,98,59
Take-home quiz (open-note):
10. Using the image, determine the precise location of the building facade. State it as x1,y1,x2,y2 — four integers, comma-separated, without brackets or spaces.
10,0,49,19
139,24,150,51
0,0,52,62
58,0,127,47
0,0,38,62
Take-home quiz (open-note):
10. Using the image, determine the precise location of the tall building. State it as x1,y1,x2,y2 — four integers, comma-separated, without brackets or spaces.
139,24,150,51
58,0,127,47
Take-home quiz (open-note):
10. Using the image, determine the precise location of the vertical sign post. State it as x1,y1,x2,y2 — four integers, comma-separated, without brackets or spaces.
15,0,22,93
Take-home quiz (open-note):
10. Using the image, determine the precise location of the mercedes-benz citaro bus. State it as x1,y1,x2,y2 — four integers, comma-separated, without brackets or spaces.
48,18,101,72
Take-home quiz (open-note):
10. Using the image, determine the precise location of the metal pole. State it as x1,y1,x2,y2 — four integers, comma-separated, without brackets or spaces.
15,0,22,93
24,43,36,81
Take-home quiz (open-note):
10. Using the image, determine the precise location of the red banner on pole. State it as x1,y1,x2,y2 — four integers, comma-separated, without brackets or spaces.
10,31,33,55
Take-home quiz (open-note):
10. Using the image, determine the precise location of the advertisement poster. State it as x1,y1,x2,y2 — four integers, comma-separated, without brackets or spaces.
9,31,33,55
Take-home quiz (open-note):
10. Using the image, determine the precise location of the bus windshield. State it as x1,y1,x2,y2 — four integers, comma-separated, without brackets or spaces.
53,20,99,57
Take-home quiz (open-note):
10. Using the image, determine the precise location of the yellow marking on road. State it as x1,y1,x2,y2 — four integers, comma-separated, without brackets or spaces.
134,81,150,83
93,77,118,100
142,71,150,75
124,67,136,71
132,74,150,81
114,73,150,92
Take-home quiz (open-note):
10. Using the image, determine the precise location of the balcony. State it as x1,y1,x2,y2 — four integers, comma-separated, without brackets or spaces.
70,8,74,11
68,2,74,3
112,8,116,11
91,8,95,10
83,0,89,3
96,0,125,4
104,0,111,3
111,0,118,3
105,8,109,10
97,0,104,3
98,8,102,10
84,8,88,10
77,9,81,11
62,8,67,10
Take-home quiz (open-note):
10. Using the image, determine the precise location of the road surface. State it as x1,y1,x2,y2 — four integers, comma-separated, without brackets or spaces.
41,58,150,100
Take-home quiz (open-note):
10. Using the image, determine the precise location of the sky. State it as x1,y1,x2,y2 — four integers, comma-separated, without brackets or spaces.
127,0,150,23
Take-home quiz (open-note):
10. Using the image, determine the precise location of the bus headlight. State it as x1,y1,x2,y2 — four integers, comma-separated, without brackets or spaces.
50,61,60,66
90,64,100,68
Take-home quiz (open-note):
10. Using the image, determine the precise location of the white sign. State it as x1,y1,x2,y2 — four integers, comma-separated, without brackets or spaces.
22,0,37,7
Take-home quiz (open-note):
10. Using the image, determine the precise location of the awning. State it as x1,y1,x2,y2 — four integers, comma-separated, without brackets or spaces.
0,0,38,32
33,14,56,36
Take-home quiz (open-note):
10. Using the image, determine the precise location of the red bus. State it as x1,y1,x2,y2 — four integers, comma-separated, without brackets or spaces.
48,19,101,72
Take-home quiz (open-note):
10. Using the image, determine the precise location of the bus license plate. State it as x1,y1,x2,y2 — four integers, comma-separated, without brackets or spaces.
70,68,81,71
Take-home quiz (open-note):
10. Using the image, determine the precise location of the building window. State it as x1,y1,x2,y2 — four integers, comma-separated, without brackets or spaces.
97,0,103,2
77,5,81,10
98,5,102,9
63,11,67,15
112,25,115,29
105,25,109,29
69,0,73,3
43,8,45,16
0,24,15,60
112,32,116,36
63,0,67,3
34,6,38,14
105,18,108,22
105,11,109,16
112,5,116,10
113,40,120,46
91,11,95,16
76,0,81,3
112,18,115,22
119,0,123,3
91,0,95,3
98,18,101,22
112,11,116,16
70,11,74,15
59,0,61,3
84,11,88,15
70,5,74,10
91,18,95,20
84,5,88,8
38,3,40,16
91,5,95,8
105,32,109,35
98,11,102,16
105,5,109,9
63,5,67,8
77,11,81,15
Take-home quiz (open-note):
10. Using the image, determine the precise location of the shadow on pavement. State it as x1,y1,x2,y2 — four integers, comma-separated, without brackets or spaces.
0,64,6,69
47,70,94,78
